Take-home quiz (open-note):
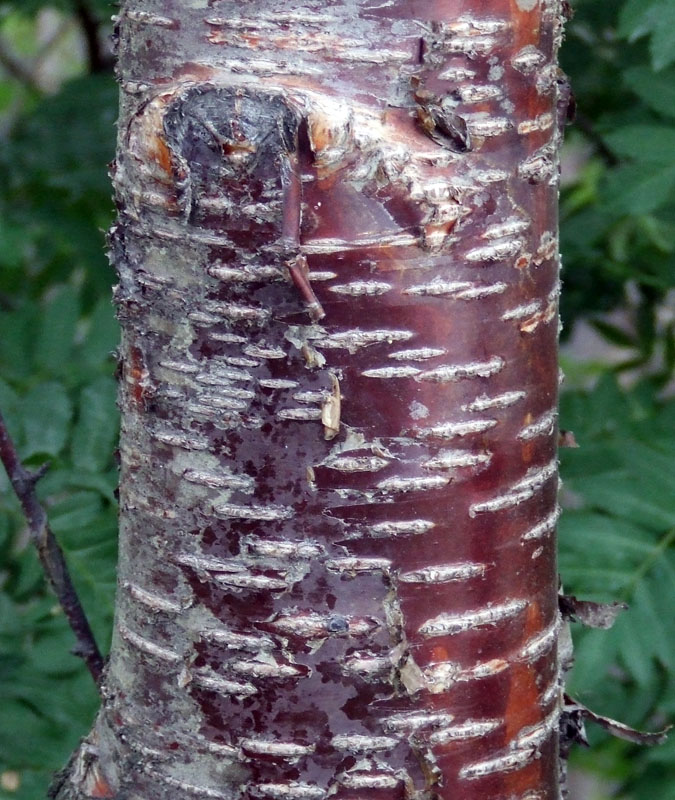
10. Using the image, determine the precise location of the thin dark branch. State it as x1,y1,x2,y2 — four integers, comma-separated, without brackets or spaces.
0,37,39,89
0,19,74,93
0,409,104,686
34,18,78,73
74,0,106,73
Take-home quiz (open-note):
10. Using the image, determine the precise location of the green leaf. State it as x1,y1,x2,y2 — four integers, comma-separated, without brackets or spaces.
33,285,80,373
9,74,117,202
561,382,675,723
70,376,118,473
0,664,97,770
79,297,119,368
36,468,117,504
0,306,39,382
0,215,24,270
647,2,675,70
0,701,67,769
601,163,675,215
20,382,72,458
604,125,675,163
624,66,675,118
569,470,675,531
590,319,636,348
618,0,675,70
48,491,103,535
617,0,661,39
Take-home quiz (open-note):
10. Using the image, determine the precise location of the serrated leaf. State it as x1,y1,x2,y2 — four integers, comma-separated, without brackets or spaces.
21,382,72,458
571,471,675,530
70,376,118,473
618,611,658,687
561,383,675,707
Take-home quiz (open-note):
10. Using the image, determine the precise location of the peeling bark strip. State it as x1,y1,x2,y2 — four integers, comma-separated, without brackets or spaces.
54,1,567,798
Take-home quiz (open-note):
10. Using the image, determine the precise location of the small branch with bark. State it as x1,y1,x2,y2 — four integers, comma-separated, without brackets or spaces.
74,0,109,74
0,410,104,686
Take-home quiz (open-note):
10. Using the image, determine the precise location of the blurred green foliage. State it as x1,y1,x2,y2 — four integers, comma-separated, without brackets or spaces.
560,0,675,384
0,1,673,799
0,4,118,797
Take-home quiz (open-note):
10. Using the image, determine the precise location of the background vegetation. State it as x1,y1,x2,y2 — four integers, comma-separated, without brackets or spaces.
0,1,674,798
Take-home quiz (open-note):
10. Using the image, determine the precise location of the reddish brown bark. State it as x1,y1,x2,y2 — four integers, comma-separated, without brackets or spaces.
53,1,567,798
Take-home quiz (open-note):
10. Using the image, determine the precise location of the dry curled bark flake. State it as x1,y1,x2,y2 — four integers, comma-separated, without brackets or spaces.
54,1,571,798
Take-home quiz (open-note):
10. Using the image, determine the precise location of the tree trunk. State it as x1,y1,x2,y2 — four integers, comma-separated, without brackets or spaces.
52,0,567,797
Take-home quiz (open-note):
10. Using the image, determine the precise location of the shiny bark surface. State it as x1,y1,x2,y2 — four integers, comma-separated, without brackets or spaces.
54,1,567,798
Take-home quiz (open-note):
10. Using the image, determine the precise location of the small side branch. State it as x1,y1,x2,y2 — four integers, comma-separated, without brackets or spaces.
74,0,108,74
0,37,37,88
0,410,104,686
280,149,325,322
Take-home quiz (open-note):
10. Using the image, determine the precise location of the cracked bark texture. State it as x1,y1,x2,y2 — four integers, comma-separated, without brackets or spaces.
52,1,568,798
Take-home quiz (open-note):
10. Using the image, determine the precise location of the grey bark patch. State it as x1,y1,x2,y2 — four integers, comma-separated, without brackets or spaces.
163,85,300,221
516,0,539,9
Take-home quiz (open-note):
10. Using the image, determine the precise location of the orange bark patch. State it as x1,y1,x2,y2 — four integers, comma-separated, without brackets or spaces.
503,601,547,794
509,0,543,49
84,764,115,798
150,135,173,174
126,346,151,408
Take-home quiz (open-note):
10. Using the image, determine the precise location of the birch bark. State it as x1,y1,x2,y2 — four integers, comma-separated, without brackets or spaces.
52,1,568,798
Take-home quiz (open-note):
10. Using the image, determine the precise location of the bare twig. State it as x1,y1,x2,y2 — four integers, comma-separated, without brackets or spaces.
33,17,78,75
0,37,38,89
0,409,104,686
74,0,107,73
280,149,326,321
0,17,75,95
